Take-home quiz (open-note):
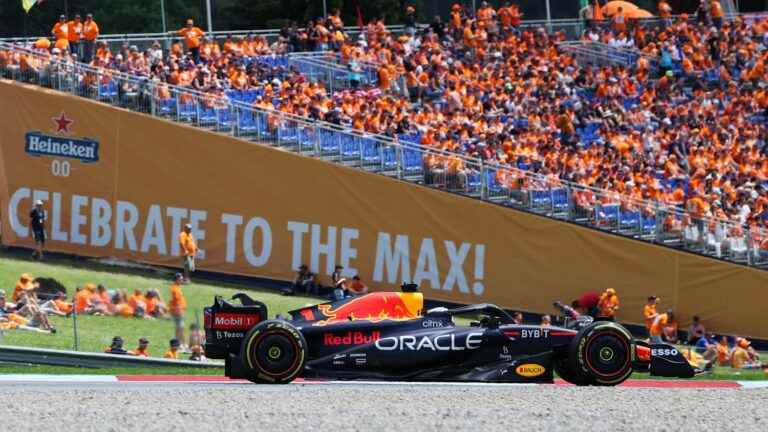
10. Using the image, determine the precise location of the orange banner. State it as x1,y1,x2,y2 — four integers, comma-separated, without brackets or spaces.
1,80,767,338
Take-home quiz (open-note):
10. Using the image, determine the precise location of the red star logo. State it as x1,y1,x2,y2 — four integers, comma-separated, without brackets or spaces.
52,112,73,134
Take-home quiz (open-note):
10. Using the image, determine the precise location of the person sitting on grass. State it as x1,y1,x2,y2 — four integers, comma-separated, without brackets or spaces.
731,338,764,369
164,338,181,359
13,286,56,333
40,292,71,316
188,323,205,352
128,289,148,319
110,290,129,318
12,273,35,303
104,336,128,355
90,284,113,316
662,313,679,344
74,285,95,315
715,336,731,366
128,338,150,357
0,291,52,333
189,345,207,362
144,289,167,318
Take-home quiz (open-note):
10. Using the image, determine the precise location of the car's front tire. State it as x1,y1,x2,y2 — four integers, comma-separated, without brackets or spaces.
566,321,634,386
240,320,306,384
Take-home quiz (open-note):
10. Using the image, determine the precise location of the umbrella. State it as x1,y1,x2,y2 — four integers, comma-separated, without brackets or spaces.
601,1,640,17
626,8,654,19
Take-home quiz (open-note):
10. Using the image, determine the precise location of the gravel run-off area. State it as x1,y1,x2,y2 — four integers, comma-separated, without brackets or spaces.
1,384,766,432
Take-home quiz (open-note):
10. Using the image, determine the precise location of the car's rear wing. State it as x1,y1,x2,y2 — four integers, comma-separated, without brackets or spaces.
203,293,268,359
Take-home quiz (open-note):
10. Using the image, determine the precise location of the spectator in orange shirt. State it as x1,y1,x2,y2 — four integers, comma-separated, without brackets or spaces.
662,313,679,343
82,13,99,64
715,336,731,366
169,273,187,346
596,287,620,321
164,338,181,359
173,19,205,63
51,15,69,48
347,275,369,296
128,289,147,318
74,285,94,314
650,310,674,344
129,338,150,357
643,295,659,337
67,14,83,60
12,273,34,303
178,223,198,283
144,289,167,318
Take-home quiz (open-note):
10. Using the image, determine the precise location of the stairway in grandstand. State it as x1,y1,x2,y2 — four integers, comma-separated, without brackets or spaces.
2,41,765,270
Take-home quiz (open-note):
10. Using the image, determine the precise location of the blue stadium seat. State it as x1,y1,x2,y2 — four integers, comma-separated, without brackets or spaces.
402,148,423,172
178,100,197,122
319,129,339,153
619,210,641,229
98,80,118,100
159,98,176,115
362,138,381,163
382,146,397,169
216,108,232,129
278,122,298,144
597,204,620,225
552,189,569,212
198,105,217,124
485,170,505,194
341,134,361,157
237,110,256,132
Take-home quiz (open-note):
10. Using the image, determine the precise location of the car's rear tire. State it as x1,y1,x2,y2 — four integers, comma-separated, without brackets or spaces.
567,321,633,386
240,320,306,384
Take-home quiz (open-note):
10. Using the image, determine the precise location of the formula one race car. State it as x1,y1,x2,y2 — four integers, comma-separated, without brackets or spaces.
204,286,697,385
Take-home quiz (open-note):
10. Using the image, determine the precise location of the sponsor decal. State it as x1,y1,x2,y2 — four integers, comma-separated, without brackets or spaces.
215,330,246,339
515,363,546,378
422,319,447,328
211,313,261,330
374,332,483,351
521,329,549,338
323,331,381,346
651,348,679,357
26,130,100,164
499,345,512,361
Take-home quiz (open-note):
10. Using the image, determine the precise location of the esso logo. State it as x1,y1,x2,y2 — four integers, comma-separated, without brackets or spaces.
651,348,679,357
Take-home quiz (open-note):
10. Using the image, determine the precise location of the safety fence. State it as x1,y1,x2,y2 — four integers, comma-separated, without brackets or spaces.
2,42,768,269
558,41,659,72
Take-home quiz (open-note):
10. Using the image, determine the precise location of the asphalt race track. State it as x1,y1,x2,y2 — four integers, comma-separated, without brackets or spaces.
0,379,767,431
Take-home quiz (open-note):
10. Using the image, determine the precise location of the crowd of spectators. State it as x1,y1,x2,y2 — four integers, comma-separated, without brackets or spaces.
2,271,204,360
3,3,768,255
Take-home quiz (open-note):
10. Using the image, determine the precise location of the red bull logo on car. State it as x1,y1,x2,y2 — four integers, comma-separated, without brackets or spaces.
323,331,381,346
313,292,423,326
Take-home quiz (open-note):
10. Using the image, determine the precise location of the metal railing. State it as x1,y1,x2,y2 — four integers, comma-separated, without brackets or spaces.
558,41,659,71
2,42,767,269
0,345,222,369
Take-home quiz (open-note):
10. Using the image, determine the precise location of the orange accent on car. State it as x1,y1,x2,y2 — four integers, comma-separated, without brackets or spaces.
636,345,651,362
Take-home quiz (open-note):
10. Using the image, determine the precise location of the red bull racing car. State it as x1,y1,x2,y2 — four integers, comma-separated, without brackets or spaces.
204,285,697,385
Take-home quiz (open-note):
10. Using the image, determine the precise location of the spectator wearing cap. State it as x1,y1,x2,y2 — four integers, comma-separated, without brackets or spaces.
643,296,660,338
596,288,620,321
29,199,46,260
189,344,207,362
731,338,763,369
82,14,99,64
129,338,150,357
347,275,368,296
105,336,128,355
51,15,69,49
13,273,34,303
164,338,181,359
145,289,167,318
169,273,187,347
178,223,197,284
687,315,707,345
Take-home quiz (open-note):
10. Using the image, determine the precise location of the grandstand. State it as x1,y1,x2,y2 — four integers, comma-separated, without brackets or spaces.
3,8,768,269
